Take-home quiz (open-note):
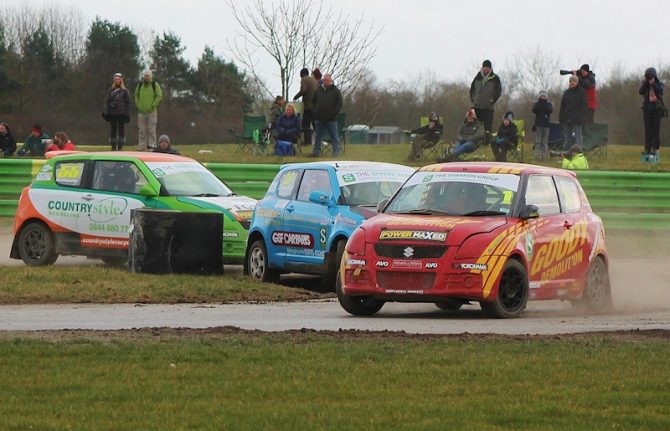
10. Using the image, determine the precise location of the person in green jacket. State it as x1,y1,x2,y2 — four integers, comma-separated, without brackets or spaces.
561,144,589,170
134,69,163,151
17,124,50,157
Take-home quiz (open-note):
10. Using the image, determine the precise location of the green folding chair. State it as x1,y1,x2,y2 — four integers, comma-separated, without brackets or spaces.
582,123,608,160
228,115,267,154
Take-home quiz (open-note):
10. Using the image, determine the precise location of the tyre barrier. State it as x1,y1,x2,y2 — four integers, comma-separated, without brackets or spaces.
129,209,223,275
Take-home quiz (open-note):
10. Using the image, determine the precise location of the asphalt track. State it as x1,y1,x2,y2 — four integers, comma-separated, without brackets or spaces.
1,230,669,335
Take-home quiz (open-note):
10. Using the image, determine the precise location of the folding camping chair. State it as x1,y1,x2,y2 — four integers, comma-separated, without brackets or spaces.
507,119,525,162
413,115,446,161
582,123,608,160
228,115,267,154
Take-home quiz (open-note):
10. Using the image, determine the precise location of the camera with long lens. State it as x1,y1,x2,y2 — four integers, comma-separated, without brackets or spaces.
559,69,573,76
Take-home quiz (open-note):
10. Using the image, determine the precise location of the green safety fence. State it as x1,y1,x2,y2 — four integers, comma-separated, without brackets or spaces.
0,158,668,230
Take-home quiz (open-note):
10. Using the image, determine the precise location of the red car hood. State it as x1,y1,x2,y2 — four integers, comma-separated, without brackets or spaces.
362,214,508,246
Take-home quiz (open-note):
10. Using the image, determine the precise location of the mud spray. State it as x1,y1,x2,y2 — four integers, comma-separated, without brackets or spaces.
607,229,670,311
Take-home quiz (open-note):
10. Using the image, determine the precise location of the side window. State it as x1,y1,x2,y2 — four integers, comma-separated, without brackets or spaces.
555,176,582,213
276,169,300,199
91,161,146,194
55,162,85,187
297,170,332,201
525,175,560,215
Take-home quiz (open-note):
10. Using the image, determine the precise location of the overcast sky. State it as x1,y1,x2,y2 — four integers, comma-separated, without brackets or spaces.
5,0,670,94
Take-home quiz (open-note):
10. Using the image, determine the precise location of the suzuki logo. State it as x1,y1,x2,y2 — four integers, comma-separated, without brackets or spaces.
403,247,414,258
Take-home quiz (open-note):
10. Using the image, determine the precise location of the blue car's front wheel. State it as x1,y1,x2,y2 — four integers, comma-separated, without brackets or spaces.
246,239,280,283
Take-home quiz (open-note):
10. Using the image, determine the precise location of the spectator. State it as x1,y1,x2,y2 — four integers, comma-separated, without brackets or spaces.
311,73,343,157
406,112,444,161
470,59,502,141
275,104,301,143
0,122,17,156
135,69,163,151
576,64,597,124
558,75,587,151
153,134,180,155
491,111,518,162
269,96,285,128
312,68,323,85
561,144,589,170
639,67,665,158
103,72,131,151
45,131,76,152
18,124,50,157
293,67,318,147
441,109,485,161
532,90,553,161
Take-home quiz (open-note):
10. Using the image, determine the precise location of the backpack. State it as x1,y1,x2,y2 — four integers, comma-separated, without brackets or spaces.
136,81,157,95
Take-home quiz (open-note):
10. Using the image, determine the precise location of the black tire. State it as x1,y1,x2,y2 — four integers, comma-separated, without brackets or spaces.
246,239,280,283
480,259,528,318
101,256,128,268
435,299,464,311
578,256,612,312
321,239,345,292
336,270,384,316
17,222,58,266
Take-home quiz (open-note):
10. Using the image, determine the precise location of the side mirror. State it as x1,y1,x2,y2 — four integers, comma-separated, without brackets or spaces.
520,204,540,219
309,190,332,206
138,184,158,197
377,199,389,213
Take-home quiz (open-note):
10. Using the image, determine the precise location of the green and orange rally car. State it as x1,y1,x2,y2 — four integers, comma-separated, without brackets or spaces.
11,151,256,266
337,162,611,318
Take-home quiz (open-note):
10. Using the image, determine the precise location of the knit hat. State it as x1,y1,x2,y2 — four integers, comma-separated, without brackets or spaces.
143,69,153,77
580,64,590,73
31,124,42,134
158,134,170,145
569,75,578,83
503,111,514,122
300,68,309,77
113,72,123,78
539,90,548,98
482,59,492,68
570,144,582,154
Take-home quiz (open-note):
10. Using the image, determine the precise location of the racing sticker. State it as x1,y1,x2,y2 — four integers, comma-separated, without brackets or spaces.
455,263,488,271
271,231,314,248
379,230,447,242
80,234,128,249
392,260,423,270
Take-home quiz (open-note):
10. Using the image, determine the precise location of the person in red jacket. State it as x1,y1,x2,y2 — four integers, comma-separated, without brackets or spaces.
45,131,76,153
577,64,597,124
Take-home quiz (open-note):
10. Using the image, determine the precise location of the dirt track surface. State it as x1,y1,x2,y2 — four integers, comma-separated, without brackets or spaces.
1,228,670,335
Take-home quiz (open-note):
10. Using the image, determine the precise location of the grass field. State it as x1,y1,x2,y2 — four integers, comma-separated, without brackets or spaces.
0,330,668,430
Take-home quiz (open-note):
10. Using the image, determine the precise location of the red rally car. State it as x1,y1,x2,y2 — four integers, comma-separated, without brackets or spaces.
337,162,611,318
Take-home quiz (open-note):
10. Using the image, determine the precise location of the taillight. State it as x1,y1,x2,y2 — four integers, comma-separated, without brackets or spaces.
346,227,366,256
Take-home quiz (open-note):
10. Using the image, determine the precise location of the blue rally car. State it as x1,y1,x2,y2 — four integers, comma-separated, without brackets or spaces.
244,161,414,289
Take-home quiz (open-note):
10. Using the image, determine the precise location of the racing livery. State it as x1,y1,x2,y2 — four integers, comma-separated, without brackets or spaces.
245,161,414,289
11,151,256,266
337,162,611,318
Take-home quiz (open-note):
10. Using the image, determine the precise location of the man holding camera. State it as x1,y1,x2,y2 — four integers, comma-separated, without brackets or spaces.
560,64,597,123
17,124,49,157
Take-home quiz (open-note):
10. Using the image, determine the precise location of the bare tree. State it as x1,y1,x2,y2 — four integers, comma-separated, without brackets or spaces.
0,3,86,64
226,0,381,100
506,46,562,101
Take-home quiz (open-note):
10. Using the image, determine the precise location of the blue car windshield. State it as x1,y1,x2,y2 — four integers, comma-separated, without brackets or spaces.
146,162,234,197
339,181,404,206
